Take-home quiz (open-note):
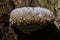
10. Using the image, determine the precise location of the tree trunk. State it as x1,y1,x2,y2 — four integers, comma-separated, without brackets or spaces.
0,0,60,40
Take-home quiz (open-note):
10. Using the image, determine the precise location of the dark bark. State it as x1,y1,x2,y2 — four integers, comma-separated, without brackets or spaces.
13,23,60,40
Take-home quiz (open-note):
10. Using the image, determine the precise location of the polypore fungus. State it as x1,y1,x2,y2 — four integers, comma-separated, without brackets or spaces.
9,7,55,34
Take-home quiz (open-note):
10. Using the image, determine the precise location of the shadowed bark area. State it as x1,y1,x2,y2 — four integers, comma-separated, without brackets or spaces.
0,25,17,40
13,23,60,40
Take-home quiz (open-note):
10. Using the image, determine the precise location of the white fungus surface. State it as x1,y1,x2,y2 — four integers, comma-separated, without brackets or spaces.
9,7,55,26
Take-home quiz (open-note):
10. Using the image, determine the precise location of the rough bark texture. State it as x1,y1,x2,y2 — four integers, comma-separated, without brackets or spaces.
0,25,17,40
0,0,17,40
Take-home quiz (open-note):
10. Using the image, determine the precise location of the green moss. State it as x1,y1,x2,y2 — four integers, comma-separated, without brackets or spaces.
56,10,60,19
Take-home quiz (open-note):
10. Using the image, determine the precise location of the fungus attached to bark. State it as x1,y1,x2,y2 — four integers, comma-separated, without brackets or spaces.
9,7,55,34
